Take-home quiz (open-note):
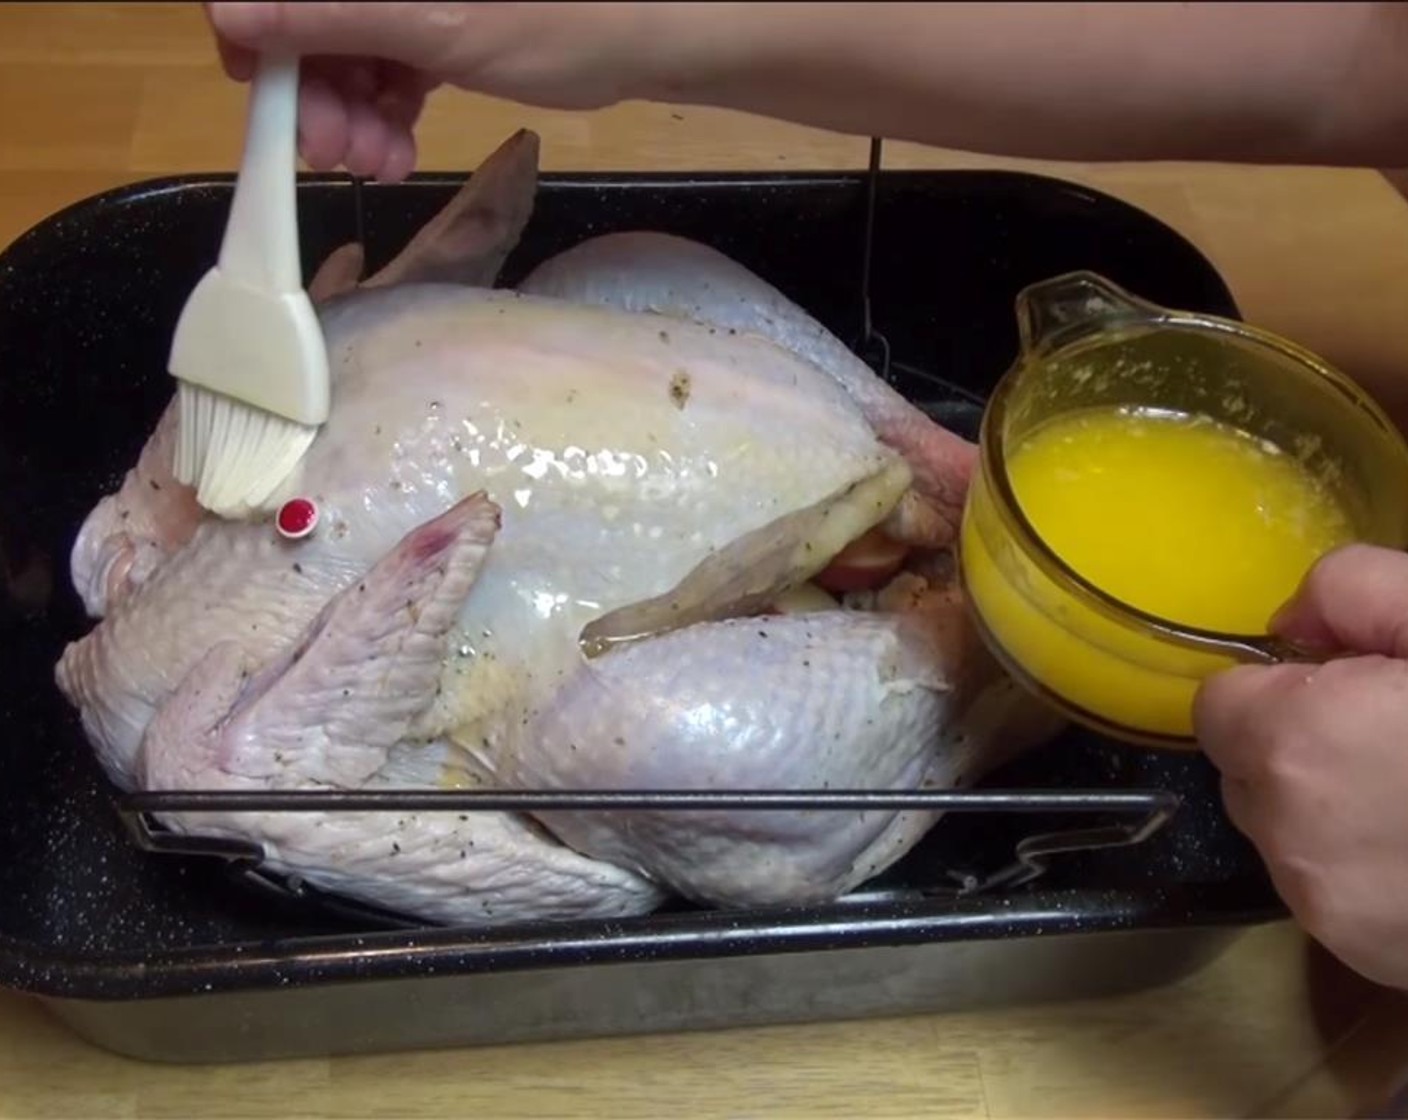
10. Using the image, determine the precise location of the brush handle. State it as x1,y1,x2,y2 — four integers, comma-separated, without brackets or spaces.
216,53,304,294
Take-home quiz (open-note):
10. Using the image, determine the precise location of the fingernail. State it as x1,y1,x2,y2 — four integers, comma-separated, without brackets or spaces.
1265,602,1338,658
208,2,277,43
1267,601,1296,634
1266,596,1312,639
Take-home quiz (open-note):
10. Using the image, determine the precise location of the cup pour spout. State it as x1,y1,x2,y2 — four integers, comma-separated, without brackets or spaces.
1015,271,1169,359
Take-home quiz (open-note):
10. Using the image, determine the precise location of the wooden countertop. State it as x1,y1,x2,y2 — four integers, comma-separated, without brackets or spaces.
6,5,1408,1117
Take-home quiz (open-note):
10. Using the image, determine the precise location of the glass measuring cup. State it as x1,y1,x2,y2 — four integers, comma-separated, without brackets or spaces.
959,271,1408,748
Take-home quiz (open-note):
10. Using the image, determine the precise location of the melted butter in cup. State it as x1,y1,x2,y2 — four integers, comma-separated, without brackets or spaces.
960,272,1408,748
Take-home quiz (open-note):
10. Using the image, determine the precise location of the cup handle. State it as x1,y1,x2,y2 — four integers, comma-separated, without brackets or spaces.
1249,635,1346,666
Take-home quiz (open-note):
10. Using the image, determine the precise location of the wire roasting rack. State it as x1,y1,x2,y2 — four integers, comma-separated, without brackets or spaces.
110,138,1185,929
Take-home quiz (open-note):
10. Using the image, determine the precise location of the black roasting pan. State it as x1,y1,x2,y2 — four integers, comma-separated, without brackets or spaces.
0,164,1285,1063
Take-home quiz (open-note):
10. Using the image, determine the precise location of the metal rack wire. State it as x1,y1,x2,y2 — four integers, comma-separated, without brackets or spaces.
117,788,1182,920
111,137,1185,922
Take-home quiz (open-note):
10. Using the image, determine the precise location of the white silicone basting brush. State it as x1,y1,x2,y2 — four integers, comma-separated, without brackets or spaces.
168,53,329,520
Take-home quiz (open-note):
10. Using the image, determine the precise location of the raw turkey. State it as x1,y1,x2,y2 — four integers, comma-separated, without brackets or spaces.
55,129,1064,927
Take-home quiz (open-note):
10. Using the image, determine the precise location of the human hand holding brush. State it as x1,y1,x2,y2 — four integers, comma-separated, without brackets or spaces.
205,1,1408,182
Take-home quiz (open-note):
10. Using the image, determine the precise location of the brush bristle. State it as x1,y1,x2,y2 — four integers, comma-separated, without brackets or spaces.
174,383,318,519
